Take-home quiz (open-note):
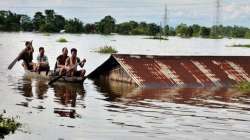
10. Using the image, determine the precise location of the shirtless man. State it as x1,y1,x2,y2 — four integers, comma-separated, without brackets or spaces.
65,48,86,77
18,41,35,70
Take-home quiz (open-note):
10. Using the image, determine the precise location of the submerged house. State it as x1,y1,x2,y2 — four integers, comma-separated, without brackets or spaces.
88,54,250,88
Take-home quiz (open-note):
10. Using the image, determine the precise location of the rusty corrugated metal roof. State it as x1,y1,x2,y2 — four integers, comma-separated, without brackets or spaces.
88,54,250,88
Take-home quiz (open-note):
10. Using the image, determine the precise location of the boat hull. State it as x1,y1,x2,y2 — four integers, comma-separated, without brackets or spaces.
24,70,85,84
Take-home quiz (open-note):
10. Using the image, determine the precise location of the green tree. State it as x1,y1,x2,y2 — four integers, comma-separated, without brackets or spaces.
116,22,132,35
20,15,33,31
147,23,160,36
84,23,96,33
131,22,148,35
163,25,170,36
191,24,200,37
33,12,45,31
64,18,84,33
200,27,210,38
45,9,55,22
232,26,247,38
186,26,193,37
168,27,176,36
54,15,65,31
176,23,188,37
96,15,116,34
245,31,250,39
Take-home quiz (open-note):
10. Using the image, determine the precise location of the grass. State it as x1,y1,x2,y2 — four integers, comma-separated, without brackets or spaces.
234,82,250,93
95,46,118,54
57,37,68,43
144,36,168,40
231,44,250,48
0,114,21,138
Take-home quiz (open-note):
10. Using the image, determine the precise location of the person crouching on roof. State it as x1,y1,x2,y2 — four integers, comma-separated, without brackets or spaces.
34,47,50,73
65,48,86,77
18,41,35,70
55,47,69,75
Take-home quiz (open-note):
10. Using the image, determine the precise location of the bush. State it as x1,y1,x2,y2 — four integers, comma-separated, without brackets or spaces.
95,46,118,54
57,37,68,43
0,114,21,138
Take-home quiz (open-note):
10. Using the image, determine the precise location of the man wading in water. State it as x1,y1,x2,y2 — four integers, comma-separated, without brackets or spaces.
65,48,86,77
18,41,35,70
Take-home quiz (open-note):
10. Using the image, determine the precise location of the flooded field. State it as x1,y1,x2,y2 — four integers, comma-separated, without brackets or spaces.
1,32,250,139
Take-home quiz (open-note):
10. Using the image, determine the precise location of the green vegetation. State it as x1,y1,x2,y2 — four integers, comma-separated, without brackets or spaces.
1,9,250,38
95,46,118,54
0,114,21,138
144,36,168,40
57,37,68,43
96,16,116,34
235,82,250,93
230,44,250,48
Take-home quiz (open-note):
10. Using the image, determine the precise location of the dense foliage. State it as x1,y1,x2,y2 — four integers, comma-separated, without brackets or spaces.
0,10,250,38
0,114,21,138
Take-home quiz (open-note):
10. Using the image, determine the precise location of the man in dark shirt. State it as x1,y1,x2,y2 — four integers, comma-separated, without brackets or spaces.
55,47,69,75
18,41,34,70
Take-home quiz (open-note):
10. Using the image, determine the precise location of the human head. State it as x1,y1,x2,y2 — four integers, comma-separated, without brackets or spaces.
39,47,45,56
71,48,77,58
25,41,32,50
62,47,68,56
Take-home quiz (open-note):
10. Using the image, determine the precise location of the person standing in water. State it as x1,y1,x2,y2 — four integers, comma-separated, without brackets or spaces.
18,41,35,70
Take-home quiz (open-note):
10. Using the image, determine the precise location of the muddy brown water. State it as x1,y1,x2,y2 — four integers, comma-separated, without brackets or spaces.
1,32,250,140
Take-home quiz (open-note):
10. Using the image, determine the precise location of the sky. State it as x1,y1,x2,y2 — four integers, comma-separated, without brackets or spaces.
0,0,249,27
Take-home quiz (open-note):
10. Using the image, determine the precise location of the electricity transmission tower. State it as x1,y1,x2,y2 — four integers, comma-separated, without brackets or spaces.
215,0,222,26
163,4,168,36
214,0,222,35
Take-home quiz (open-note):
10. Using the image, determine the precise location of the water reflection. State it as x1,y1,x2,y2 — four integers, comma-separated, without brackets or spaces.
35,80,48,100
17,77,33,98
94,79,250,110
16,77,85,118
52,83,85,119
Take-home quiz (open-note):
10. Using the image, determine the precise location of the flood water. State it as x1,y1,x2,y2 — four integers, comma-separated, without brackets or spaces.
1,32,250,139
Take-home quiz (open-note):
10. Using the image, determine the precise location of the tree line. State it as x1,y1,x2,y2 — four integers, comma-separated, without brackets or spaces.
0,9,250,39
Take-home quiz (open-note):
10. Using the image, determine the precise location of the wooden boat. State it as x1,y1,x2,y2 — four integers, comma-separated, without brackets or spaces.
24,70,85,84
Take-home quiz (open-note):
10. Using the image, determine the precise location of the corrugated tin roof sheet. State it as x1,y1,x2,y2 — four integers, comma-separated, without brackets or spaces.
88,54,250,88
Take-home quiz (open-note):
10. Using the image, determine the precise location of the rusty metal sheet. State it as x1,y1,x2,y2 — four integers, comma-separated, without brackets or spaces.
111,54,250,88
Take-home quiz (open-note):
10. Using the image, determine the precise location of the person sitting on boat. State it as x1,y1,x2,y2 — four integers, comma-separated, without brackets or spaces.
34,47,50,73
18,41,35,70
65,48,86,77
55,47,69,75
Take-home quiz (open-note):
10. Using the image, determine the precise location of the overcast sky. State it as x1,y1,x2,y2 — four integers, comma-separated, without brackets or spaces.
0,0,249,27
